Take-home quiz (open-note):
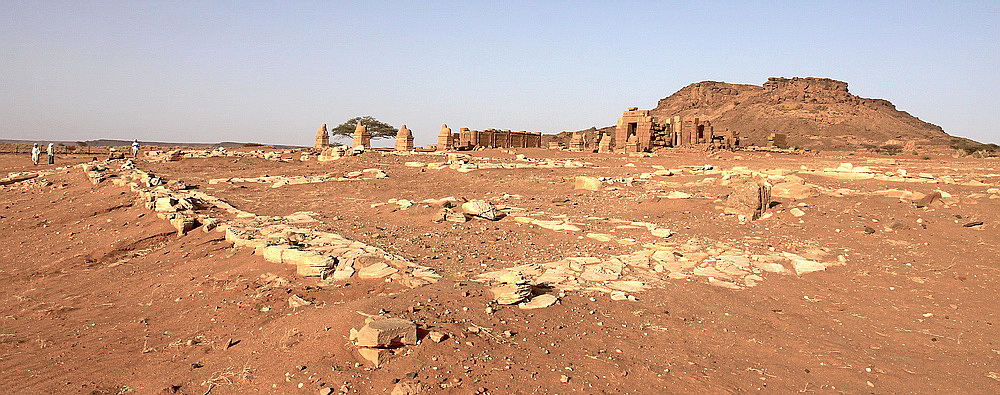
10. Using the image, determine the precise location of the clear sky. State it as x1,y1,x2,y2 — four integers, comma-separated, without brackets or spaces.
3,1,998,146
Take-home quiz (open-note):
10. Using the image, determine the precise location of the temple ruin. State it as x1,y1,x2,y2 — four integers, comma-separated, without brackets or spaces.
611,108,738,152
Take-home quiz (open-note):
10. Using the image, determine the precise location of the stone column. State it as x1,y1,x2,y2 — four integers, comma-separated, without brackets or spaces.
314,124,329,149
352,120,371,148
394,125,414,151
437,124,452,151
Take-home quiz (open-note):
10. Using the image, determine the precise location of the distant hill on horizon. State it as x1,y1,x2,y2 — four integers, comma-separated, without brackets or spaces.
650,77,954,149
552,77,974,150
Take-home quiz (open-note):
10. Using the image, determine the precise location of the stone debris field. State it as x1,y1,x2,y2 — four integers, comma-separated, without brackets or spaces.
0,146,998,394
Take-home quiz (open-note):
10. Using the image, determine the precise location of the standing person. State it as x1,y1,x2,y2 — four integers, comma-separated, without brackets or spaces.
31,143,40,165
131,139,140,158
47,143,55,164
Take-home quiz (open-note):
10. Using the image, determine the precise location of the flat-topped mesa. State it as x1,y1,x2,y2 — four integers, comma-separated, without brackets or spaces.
394,124,414,151
648,77,950,147
437,124,453,151
353,120,371,148
314,124,329,149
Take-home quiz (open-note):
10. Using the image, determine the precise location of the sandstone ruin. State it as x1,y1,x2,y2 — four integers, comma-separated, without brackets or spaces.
394,125,414,151
612,107,737,153
352,120,371,149
314,124,329,149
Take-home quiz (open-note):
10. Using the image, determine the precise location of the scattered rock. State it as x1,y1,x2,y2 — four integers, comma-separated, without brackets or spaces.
287,294,311,308
351,318,418,348
427,331,448,343
574,176,602,191
789,208,805,217
391,380,424,395
461,201,501,220
433,207,469,223
724,181,771,221
914,191,943,208
518,294,558,309
771,182,819,199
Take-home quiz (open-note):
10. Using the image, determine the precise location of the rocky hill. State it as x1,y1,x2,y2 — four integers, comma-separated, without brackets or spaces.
649,77,952,149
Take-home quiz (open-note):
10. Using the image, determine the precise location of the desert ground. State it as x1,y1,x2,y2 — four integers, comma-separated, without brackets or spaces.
1,146,998,394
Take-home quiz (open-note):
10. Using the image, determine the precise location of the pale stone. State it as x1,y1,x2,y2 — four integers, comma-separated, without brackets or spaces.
650,228,673,238
353,318,417,348
771,182,819,199
789,208,806,217
428,331,447,342
288,294,311,308
665,191,692,199
782,252,828,275
356,347,390,367
518,294,558,309
491,283,531,305
461,201,501,220
586,233,614,242
358,262,399,279
574,176,602,191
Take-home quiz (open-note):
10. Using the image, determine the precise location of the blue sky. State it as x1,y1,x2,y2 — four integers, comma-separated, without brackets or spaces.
2,1,998,145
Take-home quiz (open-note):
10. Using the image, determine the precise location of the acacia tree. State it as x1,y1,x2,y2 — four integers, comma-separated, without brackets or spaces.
330,116,398,140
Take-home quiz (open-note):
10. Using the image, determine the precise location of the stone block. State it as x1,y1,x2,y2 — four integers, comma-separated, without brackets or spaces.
574,176,601,191
351,318,417,348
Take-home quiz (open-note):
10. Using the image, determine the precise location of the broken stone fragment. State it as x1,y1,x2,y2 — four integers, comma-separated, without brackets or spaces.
287,294,311,308
490,283,532,305
356,347,391,368
574,176,602,191
771,182,819,199
724,181,771,221
665,191,692,199
782,252,829,275
170,217,196,235
357,261,399,279
351,318,418,348
427,331,448,342
460,201,501,221
518,294,558,309
433,207,468,223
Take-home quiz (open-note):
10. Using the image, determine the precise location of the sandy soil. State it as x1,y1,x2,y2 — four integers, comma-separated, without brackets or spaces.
1,149,998,394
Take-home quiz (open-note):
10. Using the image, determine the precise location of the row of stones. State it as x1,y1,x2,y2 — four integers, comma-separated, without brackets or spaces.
207,168,388,188
83,161,441,288
144,148,292,163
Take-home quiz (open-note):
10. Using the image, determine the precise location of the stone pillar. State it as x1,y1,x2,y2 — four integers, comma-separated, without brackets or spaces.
314,124,330,149
569,132,585,151
352,120,371,148
394,124,414,151
437,124,452,151
598,134,612,153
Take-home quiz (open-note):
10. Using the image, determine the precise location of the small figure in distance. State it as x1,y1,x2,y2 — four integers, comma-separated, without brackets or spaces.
131,139,140,158
47,143,55,164
31,143,40,165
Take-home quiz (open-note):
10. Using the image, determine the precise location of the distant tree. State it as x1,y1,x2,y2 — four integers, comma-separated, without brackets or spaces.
330,116,398,140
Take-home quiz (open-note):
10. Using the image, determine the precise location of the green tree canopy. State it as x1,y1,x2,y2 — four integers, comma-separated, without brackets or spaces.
330,116,398,140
